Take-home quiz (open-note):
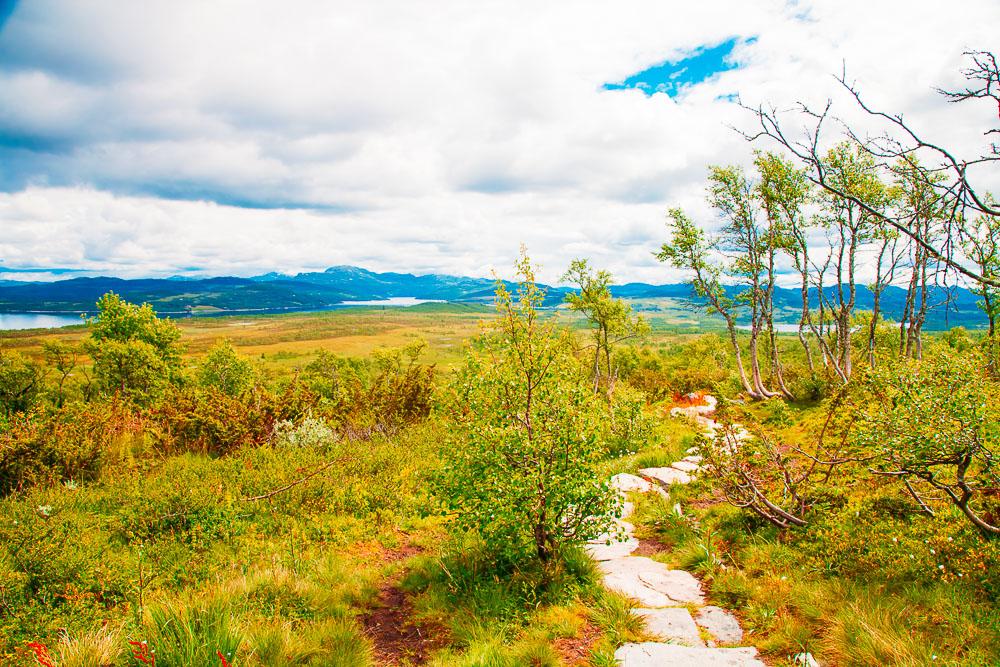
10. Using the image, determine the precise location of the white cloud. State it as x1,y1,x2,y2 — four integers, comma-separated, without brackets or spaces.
0,0,997,284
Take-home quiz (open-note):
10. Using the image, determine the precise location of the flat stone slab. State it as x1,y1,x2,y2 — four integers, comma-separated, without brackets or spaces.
670,405,712,420
696,606,744,645
682,455,703,464
671,459,701,473
621,500,635,518
640,467,693,486
599,557,704,606
611,473,667,496
586,536,639,561
586,520,638,561
616,643,765,667
635,607,704,647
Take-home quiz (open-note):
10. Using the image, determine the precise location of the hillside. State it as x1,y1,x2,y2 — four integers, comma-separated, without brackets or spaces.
0,266,987,330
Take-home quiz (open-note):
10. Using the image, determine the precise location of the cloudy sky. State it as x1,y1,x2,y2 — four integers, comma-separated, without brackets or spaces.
0,0,997,283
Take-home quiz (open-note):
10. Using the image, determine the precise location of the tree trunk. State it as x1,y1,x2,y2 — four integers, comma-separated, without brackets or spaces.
725,318,763,400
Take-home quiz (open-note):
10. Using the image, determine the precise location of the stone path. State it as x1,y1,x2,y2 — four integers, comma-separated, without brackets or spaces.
586,394,767,667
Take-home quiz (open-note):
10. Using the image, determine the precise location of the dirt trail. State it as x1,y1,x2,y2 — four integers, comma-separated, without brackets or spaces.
360,544,445,666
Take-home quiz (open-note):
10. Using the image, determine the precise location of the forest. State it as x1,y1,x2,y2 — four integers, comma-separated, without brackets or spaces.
0,51,999,667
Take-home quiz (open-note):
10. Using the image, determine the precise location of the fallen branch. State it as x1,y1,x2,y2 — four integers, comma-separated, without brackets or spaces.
242,456,346,502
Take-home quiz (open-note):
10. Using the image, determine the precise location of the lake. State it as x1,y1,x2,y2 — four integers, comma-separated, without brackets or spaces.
335,297,444,307
737,323,802,333
0,313,86,330
0,298,446,330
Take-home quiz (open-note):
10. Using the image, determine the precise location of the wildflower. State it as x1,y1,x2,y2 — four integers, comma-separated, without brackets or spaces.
36,505,53,518
63,479,78,490
129,640,156,666
26,641,55,667
938,564,944,570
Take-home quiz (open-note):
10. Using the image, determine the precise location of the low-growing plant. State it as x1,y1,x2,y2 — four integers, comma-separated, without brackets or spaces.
273,415,337,449
856,350,1000,536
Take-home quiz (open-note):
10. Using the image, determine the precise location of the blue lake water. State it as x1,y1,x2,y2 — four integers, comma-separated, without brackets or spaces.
336,297,443,307
0,299,446,330
0,313,86,330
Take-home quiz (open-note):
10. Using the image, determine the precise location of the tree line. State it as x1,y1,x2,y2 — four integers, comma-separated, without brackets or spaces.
659,51,999,398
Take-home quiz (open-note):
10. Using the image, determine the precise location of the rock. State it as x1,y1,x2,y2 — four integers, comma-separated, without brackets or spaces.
696,606,744,645
670,459,701,473
611,473,667,496
793,652,820,667
615,643,765,666
635,607,704,646
585,520,638,561
640,467,693,486
670,405,710,420
586,536,639,561
599,557,704,606
683,455,704,464
621,500,635,518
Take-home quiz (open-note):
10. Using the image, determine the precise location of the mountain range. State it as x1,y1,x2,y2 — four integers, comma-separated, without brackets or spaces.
0,265,987,330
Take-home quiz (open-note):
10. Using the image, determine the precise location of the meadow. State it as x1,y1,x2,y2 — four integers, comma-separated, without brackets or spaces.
2,298,998,667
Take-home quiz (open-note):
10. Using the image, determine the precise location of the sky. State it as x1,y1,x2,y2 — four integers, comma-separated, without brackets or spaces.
0,1,998,284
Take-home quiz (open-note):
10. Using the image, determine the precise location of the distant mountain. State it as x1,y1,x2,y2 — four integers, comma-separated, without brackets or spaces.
0,267,556,314
0,266,987,329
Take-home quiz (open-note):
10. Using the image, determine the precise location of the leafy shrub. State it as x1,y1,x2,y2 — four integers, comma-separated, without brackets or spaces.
761,398,793,427
0,351,42,418
273,415,337,449
624,335,734,397
303,343,435,435
438,254,619,564
151,384,317,456
361,340,435,433
855,349,1000,536
197,339,256,396
602,384,655,457
85,292,184,405
0,400,143,494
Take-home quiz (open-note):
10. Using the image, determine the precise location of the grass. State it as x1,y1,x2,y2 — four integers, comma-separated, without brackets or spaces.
0,325,701,665
625,408,1000,667
5,305,998,665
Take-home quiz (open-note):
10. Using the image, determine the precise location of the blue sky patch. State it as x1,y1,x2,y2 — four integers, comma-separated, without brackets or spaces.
603,37,750,97
0,0,18,34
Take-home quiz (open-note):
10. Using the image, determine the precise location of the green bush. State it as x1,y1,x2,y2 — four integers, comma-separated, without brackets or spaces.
0,400,143,495
197,339,256,397
150,384,316,456
438,254,619,564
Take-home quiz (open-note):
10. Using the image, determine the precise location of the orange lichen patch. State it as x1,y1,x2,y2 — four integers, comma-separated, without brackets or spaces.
671,391,710,407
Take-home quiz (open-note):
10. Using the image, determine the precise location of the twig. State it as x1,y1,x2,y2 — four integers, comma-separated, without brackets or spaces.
242,456,346,501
